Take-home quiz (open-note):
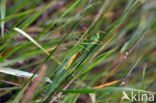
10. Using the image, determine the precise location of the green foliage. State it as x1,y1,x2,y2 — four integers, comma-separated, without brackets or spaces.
0,0,155,102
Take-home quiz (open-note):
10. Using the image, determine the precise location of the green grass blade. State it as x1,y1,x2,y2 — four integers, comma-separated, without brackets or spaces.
57,87,156,94
0,9,35,23
14,27,61,64
0,0,6,36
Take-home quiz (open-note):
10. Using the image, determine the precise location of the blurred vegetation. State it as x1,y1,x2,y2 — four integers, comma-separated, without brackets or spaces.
0,0,156,103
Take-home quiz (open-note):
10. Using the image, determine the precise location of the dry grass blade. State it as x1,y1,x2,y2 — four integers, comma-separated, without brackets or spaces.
65,54,77,70
21,65,47,103
93,80,120,88
0,67,52,83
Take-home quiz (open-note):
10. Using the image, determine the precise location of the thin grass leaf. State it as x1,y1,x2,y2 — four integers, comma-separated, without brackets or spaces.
14,27,61,64
0,9,35,23
42,1,100,39
12,82,30,103
0,0,6,36
82,0,113,38
0,67,52,83
93,80,120,88
19,0,56,29
39,0,81,38
82,49,115,74
121,13,155,52
57,87,156,94
21,65,47,103
7,0,33,14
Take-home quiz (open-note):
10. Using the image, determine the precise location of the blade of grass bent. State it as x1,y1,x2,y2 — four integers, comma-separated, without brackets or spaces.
14,27,61,64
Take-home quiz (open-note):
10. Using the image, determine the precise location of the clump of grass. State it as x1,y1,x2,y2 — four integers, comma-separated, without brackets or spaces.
0,0,156,103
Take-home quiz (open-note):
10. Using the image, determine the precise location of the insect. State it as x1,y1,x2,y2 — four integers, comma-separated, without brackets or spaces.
74,33,101,51
68,32,102,56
